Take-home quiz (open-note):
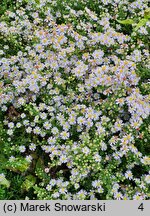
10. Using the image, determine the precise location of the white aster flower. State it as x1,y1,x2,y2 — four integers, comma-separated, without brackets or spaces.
60,131,70,140
19,145,26,153
82,146,90,155
125,170,133,180
8,122,14,128
145,175,150,184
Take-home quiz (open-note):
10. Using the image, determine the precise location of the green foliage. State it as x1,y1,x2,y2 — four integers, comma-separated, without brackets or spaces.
4,158,30,173
0,0,16,16
116,19,134,25
134,18,149,31
0,177,10,188
35,158,49,183
22,175,36,191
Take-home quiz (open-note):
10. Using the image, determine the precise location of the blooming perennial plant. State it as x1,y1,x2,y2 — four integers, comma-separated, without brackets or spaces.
0,0,150,200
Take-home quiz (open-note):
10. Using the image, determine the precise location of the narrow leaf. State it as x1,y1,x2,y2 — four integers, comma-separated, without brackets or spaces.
0,177,10,188
134,18,148,31
116,19,134,25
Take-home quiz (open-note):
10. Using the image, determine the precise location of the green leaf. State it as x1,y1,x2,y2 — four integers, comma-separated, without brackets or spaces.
4,158,30,173
25,104,39,116
0,154,7,164
0,177,10,188
134,18,148,31
144,8,150,19
35,158,49,182
22,175,36,191
116,19,134,25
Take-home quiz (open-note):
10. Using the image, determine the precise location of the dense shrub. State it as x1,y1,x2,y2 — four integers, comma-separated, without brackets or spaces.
0,0,150,200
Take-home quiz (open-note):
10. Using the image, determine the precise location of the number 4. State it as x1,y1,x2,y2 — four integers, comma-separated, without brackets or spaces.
138,203,144,211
